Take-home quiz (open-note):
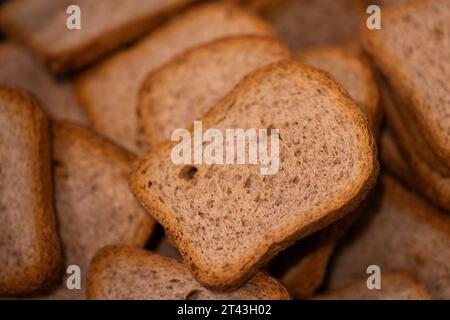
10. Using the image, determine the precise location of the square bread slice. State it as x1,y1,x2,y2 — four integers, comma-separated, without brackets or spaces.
41,122,155,299
0,88,61,294
0,0,197,75
328,175,450,299
137,35,291,152
87,245,290,300
361,0,450,172
296,46,380,133
316,271,432,300
130,61,378,290
75,2,275,153
0,42,87,124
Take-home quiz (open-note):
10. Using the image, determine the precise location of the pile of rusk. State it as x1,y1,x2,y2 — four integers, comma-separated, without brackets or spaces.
0,0,448,300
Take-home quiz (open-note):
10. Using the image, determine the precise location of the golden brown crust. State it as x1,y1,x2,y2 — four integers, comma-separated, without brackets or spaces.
0,87,62,294
87,245,290,300
129,61,379,290
0,0,197,75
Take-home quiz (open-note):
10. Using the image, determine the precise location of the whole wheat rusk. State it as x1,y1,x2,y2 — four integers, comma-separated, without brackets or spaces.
316,271,432,300
137,36,291,152
296,46,380,132
0,88,61,294
75,2,275,153
328,175,450,299
130,61,379,290
361,0,450,172
269,212,358,299
380,81,450,210
0,0,197,75
253,0,365,50
0,42,87,124
87,245,290,300
43,122,155,299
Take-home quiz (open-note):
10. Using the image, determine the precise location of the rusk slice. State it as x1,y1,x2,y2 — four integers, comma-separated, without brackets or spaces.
44,122,155,299
137,36,291,151
87,245,290,300
76,2,274,153
381,81,450,210
0,88,61,294
0,0,197,75
130,61,378,290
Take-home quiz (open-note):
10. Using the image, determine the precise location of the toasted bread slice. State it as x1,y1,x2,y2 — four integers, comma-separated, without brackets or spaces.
296,46,380,132
255,0,365,49
0,0,197,75
0,42,87,124
316,271,432,300
329,175,450,299
361,0,450,171
44,122,155,299
0,88,61,294
137,36,291,152
130,61,378,290
87,245,290,300
75,2,274,153
372,0,413,6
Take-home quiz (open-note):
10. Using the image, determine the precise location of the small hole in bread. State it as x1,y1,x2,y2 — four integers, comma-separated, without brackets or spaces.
179,166,198,180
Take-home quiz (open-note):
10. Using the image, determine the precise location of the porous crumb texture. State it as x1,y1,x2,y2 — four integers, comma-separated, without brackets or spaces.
0,42,87,124
329,175,450,299
87,245,290,300
0,88,61,294
361,0,450,167
130,61,378,290
0,0,197,74
51,122,155,296
75,2,275,153
316,271,432,300
296,46,380,130
138,36,291,151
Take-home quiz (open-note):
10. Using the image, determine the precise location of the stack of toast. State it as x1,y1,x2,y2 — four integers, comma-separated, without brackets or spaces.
0,0,448,300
